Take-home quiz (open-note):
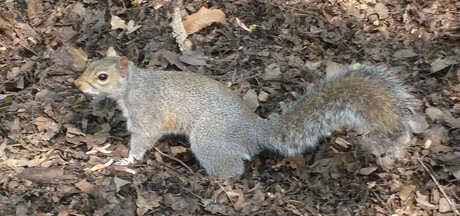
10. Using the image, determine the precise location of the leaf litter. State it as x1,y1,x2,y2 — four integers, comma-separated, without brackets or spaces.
0,0,459,215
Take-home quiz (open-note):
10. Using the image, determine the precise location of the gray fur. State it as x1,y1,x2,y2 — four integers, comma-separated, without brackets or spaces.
75,59,415,178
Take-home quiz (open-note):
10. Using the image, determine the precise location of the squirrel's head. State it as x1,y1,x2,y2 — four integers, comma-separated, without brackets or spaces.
74,55,131,98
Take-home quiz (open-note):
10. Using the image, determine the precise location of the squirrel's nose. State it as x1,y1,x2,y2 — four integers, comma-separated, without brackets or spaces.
74,80,82,88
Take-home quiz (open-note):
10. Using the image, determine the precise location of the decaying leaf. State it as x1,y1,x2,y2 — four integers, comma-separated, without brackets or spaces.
76,180,95,194
358,167,378,175
399,185,416,201
126,20,141,34
136,189,163,215
170,146,187,156
114,166,137,174
19,167,78,183
114,176,131,192
86,143,112,155
66,47,88,71
182,7,226,35
33,116,59,141
262,63,281,80
171,6,191,51
242,89,259,112
110,15,127,30
431,57,458,73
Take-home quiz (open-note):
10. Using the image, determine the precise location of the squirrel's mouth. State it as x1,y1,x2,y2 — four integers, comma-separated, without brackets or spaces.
75,81,102,96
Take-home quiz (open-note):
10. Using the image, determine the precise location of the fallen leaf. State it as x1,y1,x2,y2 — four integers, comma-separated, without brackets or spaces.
170,146,187,156
126,20,141,34
399,185,416,201
431,57,457,73
179,50,207,66
425,107,444,121
76,180,95,194
136,189,163,215
114,166,137,174
90,158,113,172
66,47,88,71
393,48,417,60
86,143,112,155
110,15,127,30
374,3,389,19
335,137,351,148
325,61,344,80
438,198,451,213
409,113,429,134
171,6,191,51
358,167,378,175
415,191,436,209
27,0,42,19
182,7,226,35
19,167,77,183
235,17,250,32
114,176,131,192
33,117,59,141
262,63,281,80
258,91,269,102
243,89,259,112
443,112,460,128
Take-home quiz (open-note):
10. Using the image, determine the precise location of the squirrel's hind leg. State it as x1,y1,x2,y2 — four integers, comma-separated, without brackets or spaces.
189,127,252,179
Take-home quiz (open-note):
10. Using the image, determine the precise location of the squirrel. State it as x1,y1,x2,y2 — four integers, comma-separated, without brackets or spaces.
74,49,416,178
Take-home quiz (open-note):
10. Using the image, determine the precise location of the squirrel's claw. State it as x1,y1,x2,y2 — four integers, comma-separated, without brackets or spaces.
115,156,135,166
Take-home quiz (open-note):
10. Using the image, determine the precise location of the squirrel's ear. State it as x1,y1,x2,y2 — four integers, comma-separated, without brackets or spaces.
106,46,119,57
117,56,130,78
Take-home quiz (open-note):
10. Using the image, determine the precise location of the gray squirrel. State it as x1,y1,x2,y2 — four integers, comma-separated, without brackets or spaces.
74,48,415,178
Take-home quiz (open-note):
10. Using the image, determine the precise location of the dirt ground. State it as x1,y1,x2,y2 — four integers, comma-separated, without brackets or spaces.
1,0,459,215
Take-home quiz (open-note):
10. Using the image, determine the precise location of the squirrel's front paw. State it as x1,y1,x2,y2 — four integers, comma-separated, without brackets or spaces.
115,156,135,166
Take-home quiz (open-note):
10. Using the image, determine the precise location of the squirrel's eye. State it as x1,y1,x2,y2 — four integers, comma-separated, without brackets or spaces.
97,73,108,81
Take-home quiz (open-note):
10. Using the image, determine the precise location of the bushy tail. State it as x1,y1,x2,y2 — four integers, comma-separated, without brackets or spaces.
261,64,415,163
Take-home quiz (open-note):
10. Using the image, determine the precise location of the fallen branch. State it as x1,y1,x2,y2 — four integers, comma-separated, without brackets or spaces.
418,157,459,215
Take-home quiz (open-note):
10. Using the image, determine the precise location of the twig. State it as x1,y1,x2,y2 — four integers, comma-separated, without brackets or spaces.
209,176,235,205
154,147,194,174
418,157,460,215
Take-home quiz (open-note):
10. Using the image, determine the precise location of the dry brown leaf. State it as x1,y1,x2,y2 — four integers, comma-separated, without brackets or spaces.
425,107,444,121
136,189,163,215
33,117,59,141
86,143,112,155
110,15,127,30
27,0,42,19
415,191,436,209
325,60,344,80
335,137,351,148
399,185,416,201
114,176,131,192
126,20,141,34
235,17,250,32
66,47,88,71
76,180,95,194
90,159,113,172
358,167,378,175
171,7,191,51
258,91,269,102
182,7,226,35
374,3,389,19
243,89,259,112
438,198,451,213
114,166,137,174
170,146,187,156
19,167,77,183
262,63,281,80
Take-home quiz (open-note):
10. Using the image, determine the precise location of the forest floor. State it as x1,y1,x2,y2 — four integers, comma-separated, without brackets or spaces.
1,0,459,215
